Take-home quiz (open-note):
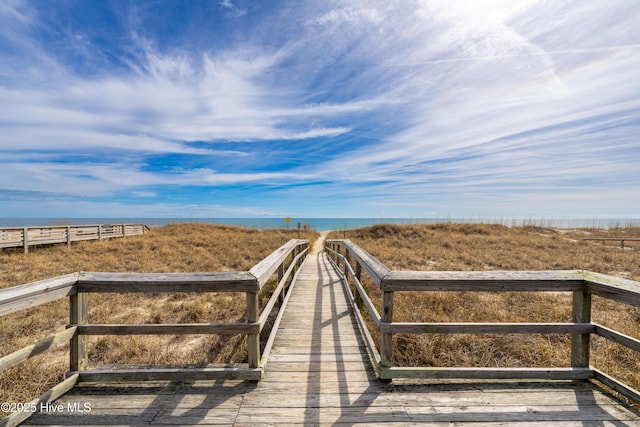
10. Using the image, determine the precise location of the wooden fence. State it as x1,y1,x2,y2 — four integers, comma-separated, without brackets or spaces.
0,224,150,253
584,237,640,248
0,238,308,426
326,239,640,404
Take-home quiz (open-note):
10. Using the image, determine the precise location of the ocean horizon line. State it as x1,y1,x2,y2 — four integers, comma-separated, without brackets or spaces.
1,217,639,231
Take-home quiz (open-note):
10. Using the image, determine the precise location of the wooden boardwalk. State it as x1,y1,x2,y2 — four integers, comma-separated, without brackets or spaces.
0,223,149,253
20,235,640,426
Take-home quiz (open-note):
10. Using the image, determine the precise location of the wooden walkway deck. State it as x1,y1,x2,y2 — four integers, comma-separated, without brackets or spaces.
20,236,640,426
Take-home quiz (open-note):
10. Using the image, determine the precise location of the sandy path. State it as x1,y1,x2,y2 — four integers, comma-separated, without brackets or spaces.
310,230,331,255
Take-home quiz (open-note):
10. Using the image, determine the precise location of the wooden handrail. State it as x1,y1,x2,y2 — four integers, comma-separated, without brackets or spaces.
0,238,309,425
76,271,259,293
250,239,308,287
382,270,585,292
584,237,640,249
0,223,149,253
326,238,640,404
0,273,78,317
326,239,389,286
325,245,381,327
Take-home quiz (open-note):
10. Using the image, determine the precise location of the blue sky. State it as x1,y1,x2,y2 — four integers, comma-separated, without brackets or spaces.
1,0,639,219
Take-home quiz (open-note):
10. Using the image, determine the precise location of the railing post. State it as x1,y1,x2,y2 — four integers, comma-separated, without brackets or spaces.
277,263,285,305
354,262,363,308
67,226,72,247
571,289,591,368
23,227,28,254
246,292,260,368
98,225,102,240
344,250,351,275
122,224,126,237
381,290,394,368
69,292,88,371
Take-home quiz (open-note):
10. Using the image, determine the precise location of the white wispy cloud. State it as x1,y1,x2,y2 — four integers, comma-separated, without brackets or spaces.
1,0,638,217
219,0,246,18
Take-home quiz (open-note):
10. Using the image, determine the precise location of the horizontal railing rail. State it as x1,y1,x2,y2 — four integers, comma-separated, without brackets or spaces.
584,237,640,248
325,239,640,404
0,238,309,426
0,223,149,253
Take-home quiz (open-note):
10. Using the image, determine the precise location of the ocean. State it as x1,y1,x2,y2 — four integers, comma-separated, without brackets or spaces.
1,217,639,231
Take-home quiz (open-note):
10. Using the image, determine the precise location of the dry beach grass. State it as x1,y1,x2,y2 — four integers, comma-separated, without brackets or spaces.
0,223,318,417
328,223,640,394
2,221,639,417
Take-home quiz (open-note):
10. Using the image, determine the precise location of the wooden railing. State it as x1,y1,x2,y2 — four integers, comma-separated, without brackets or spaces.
326,239,640,403
0,239,308,425
0,224,150,253
584,237,640,248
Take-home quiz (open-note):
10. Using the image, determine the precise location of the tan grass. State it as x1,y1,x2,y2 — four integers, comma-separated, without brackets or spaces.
328,223,640,390
0,223,318,418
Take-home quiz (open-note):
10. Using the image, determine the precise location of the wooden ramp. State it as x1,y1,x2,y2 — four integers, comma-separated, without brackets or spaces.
21,236,640,426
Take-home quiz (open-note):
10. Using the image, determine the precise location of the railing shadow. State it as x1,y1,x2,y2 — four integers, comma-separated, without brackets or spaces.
24,380,257,425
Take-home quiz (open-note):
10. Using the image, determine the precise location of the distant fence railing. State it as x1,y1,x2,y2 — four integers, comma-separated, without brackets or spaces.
583,237,640,249
0,224,150,253
0,238,309,426
326,239,640,404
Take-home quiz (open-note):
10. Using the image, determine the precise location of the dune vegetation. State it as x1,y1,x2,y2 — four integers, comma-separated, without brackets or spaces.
0,223,318,417
3,221,639,417
327,223,640,395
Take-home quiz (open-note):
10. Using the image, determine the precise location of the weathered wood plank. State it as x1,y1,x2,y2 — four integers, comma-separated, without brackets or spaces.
380,322,594,335
0,327,77,373
238,390,633,409
77,271,258,293
51,391,246,409
0,273,78,316
262,370,376,382
380,367,593,380
69,292,88,371
235,406,411,425
264,361,371,372
137,407,240,425
269,345,367,355
326,240,390,286
246,291,260,369
273,330,362,338
571,289,591,368
594,323,640,353
249,239,307,287
381,291,393,368
381,270,586,292
22,410,162,426
76,366,262,382
585,271,640,306
78,322,258,335
405,403,640,423
594,368,640,405
267,353,368,362
278,318,360,327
